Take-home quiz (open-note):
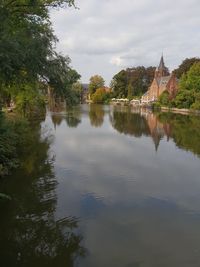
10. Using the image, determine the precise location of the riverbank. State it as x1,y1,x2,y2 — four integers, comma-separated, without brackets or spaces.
111,101,200,115
161,106,200,115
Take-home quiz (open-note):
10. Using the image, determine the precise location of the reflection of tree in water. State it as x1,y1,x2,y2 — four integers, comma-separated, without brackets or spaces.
89,104,105,127
110,107,150,137
65,106,82,128
157,112,200,157
50,105,82,129
51,113,64,129
0,121,85,267
49,99,66,129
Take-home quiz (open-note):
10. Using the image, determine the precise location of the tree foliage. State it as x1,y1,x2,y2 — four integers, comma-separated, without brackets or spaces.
0,0,79,111
173,90,195,109
179,62,200,92
111,70,127,98
111,66,155,98
173,57,200,79
91,87,110,104
173,62,200,109
0,113,32,176
71,81,84,104
89,75,105,95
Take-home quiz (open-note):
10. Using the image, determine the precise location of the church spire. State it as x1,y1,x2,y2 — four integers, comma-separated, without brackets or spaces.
155,54,169,78
158,54,165,70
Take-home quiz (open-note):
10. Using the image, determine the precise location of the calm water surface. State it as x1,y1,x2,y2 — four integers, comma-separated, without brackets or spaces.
1,104,200,267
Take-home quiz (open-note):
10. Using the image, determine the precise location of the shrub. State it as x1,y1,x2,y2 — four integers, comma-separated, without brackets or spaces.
158,90,170,106
16,90,45,117
191,101,200,110
0,113,30,176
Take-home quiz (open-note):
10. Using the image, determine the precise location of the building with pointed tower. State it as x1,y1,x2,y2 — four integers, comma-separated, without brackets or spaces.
141,55,179,103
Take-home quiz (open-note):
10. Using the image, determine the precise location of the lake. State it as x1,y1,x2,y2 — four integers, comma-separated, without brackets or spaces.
1,104,200,267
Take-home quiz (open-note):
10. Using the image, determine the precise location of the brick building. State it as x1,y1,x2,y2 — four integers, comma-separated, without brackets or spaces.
141,56,178,103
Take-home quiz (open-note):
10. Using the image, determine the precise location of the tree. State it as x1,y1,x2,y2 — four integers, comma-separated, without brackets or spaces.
111,66,155,98
0,0,80,111
127,83,133,100
88,75,105,95
180,62,200,92
173,90,195,109
91,87,110,103
173,57,200,79
111,70,127,98
71,81,83,103
174,62,200,110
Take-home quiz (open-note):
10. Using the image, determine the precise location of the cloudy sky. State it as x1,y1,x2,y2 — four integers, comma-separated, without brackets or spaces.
50,0,200,85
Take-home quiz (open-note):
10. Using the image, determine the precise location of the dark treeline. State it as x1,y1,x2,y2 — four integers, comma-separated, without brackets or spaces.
110,66,156,99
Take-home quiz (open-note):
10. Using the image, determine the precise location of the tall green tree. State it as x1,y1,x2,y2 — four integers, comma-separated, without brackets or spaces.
127,83,133,100
111,66,155,98
0,0,79,109
173,57,200,79
89,75,105,95
173,62,200,109
111,70,127,98
179,62,200,92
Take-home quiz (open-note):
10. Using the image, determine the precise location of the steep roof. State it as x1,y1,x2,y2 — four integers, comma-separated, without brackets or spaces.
158,55,165,70
156,76,171,86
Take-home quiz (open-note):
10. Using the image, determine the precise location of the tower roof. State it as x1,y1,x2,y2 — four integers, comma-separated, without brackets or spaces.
158,55,165,70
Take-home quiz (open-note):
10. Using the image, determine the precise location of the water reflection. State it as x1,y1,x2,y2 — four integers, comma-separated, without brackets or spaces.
48,103,200,157
2,105,200,267
50,105,82,129
89,104,105,127
157,112,200,156
110,105,200,154
51,104,200,267
0,119,85,267
65,106,82,128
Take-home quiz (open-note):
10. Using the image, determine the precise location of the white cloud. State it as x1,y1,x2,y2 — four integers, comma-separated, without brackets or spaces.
110,56,123,67
50,0,200,84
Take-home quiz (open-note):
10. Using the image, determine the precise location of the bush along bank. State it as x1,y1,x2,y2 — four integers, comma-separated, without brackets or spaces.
0,112,34,177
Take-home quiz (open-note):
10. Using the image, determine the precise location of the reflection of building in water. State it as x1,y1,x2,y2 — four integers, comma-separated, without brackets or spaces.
141,109,173,150
144,112,165,151
110,106,172,151
141,55,178,103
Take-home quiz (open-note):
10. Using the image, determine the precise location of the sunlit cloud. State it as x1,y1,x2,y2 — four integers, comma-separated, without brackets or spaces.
110,56,123,67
